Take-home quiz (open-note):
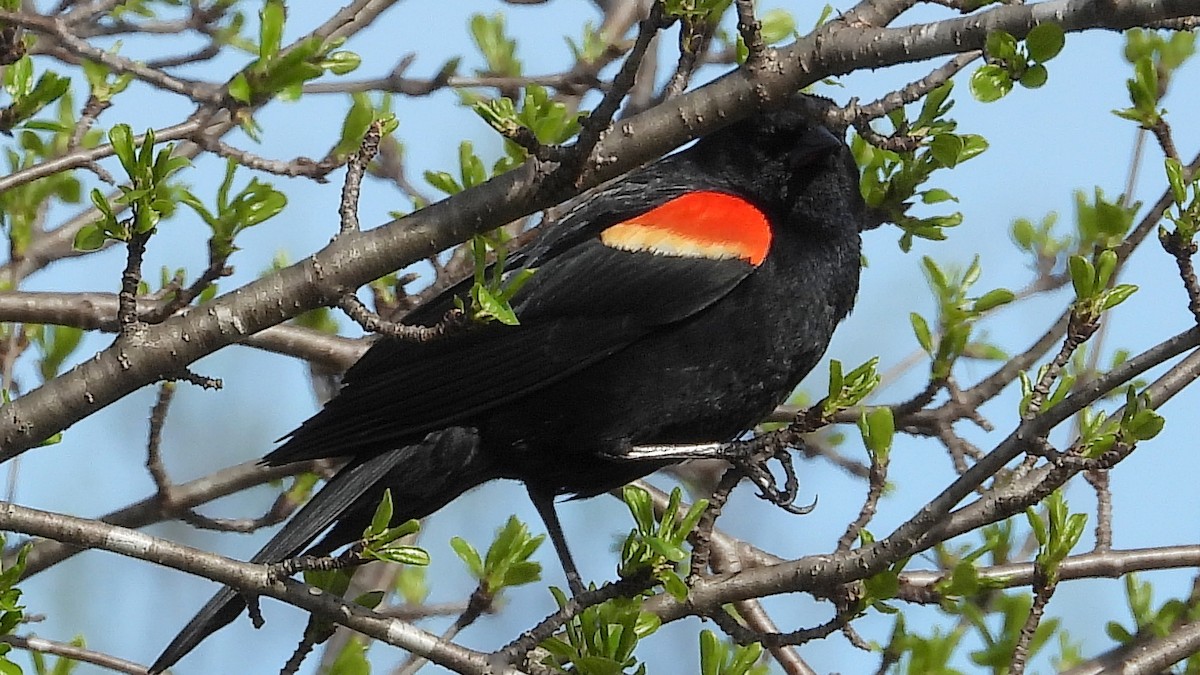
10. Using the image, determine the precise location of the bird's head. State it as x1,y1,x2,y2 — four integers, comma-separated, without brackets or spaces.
687,104,866,239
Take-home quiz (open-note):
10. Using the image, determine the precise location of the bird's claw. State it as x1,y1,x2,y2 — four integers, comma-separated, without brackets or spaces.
731,444,816,515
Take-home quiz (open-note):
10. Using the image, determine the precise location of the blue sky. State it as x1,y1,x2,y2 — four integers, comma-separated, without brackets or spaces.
7,1,1200,673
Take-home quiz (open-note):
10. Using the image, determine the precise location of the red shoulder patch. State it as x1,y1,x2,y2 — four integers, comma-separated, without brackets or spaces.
599,191,771,265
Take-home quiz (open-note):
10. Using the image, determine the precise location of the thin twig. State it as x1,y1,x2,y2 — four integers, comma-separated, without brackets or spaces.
734,0,766,66
116,228,149,337
0,634,146,675
336,294,465,341
836,450,888,552
661,13,716,100
573,1,669,181
195,135,345,181
339,120,386,235
709,603,853,648
1084,469,1113,551
1009,570,1056,675
144,382,177,497
1161,229,1200,323
688,468,743,585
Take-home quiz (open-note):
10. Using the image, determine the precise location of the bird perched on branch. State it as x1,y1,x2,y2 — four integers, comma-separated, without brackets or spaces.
151,102,865,673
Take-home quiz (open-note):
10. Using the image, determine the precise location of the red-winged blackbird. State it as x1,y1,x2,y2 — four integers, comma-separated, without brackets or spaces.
150,104,864,673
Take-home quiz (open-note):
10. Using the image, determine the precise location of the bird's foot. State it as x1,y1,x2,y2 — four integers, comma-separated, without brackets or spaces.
732,443,816,515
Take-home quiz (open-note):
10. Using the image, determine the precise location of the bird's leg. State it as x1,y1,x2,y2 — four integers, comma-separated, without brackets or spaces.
526,485,587,596
610,441,729,461
608,440,816,514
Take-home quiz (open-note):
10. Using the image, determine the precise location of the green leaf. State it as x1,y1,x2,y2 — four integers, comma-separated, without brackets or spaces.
1020,64,1049,88
469,13,521,77
759,8,795,44
327,637,370,675
970,64,1013,103
1165,157,1187,204
1100,284,1138,310
475,285,520,325
90,188,117,221
1126,410,1164,441
1026,23,1066,63
1067,255,1095,298
862,407,894,459
700,630,720,675
500,268,536,302
4,56,32,96
917,82,954,127
921,256,948,291
1025,506,1048,546
827,359,844,399
371,518,420,546
259,0,286,59
662,571,688,600
1094,248,1118,288
973,288,1015,312
920,188,957,204
929,134,965,169
73,224,108,251
368,545,430,566
108,124,137,176
1106,620,1135,643
137,126,156,172
959,134,989,162
424,170,461,195
458,140,486,188
677,498,708,539
502,561,542,587
644,535,685,562
228,73,252,103
984,30,1019,61
323,51,362,75
910,312,934,353
623,485,655,534
963,256,982,289
367,490,394,536
451,537,484,578
239,187,287,227
335,93,375,158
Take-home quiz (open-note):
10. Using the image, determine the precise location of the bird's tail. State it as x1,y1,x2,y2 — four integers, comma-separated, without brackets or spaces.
149,428,491,674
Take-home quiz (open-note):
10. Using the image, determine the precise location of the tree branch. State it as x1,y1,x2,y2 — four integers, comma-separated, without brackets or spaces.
0,500,525,675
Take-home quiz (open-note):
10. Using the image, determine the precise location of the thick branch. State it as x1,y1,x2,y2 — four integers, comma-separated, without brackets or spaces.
17,459,314,577
898,545,1200,603
0,290,365,369
0,501,523,675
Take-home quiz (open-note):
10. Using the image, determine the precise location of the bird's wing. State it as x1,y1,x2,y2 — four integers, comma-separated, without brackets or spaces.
266,188,774,465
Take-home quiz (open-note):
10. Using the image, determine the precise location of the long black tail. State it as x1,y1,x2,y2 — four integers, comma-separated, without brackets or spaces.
149,428,492,674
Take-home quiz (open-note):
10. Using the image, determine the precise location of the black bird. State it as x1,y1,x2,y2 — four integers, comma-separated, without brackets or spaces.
150,104,864,673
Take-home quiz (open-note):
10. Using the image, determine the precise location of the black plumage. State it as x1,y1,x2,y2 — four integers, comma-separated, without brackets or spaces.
151,105,864,673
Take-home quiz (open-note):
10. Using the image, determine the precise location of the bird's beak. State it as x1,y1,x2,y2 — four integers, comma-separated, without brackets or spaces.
792,125,843,166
